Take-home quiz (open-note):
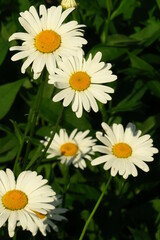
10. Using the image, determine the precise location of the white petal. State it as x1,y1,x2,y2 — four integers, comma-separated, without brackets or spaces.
11,49,35,61
63,90,74,106
21,51,39,74
91,155,108,166
85,89,98,112
6,169,16,189
72,91,79,112
53,88,71,102
0,210,10,227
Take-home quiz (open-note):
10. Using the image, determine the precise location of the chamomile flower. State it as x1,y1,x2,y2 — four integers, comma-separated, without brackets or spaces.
61,0,77,9
49,51,117,118
9,5,87,79
42,128,96,169
0,169,56,237
91,122,158,179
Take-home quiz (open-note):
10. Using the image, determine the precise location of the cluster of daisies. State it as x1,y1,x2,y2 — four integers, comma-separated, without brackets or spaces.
3,1,158,238
9,3,117,118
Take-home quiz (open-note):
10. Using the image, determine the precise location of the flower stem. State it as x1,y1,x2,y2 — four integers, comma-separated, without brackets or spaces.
26,105,64,170
79,175,112,240
101,0,112,43
41,105,64,157
13,71,47,173
13,115,31,174
22,74,47,168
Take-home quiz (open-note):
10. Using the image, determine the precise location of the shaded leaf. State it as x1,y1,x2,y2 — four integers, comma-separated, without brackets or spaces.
0,38,9,65
107,34,138,47
0,133,18,163
129,227,151,240
0,79,24,119
130,18,160,46
88,44,127,62
129,53,155,74
111,0,140,20
40,98,61,123
112,81,147,113
136,115,160,134
147,80,160,98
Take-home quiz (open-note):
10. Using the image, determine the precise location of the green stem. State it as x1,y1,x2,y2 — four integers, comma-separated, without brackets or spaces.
118,179,126,196
103,0,112,43
40,105,64,158
13,71,47,173
26,105,64,170
13,117,31,174
22,73,47,168
79,176,112,240
62,165,70,207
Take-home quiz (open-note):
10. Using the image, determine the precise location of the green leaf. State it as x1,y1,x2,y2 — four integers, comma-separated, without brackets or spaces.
0,20,16,65
40,98,61,123
26,144,43,170
137,115,160,134
107,34,138,47
111,0,140,20
152,199,160,212
0,38,9,65
128,53,155,74
130,18,160,46
155,226,160,240
112,81,147,113
147,80,160,98
129,227,151,240
88,45,127,62
0,79,24,119
10,120,23,145
17,0,30,11
36,126,52,137
63,106,92,131
141,53,160,65
156,0,160,9
77,0,99,10
0,133,18,163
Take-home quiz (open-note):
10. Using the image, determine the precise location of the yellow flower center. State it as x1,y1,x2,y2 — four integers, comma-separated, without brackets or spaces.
69,71,91,91
33,210,46,219
35,30,61,53
112,142,132,158
60,142,78,156
2,190,28,210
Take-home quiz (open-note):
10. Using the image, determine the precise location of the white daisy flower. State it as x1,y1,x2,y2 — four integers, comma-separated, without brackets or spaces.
26,195,67,235
91,122,158,179
49,51,117,118
9,5,87,79
0,169,56,237
61,0,77,9
42,128,96,169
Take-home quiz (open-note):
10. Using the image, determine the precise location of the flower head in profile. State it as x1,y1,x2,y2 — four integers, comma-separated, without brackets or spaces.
25,196,67,235
41,196,67,233
61,0,77,9
49,51,117,118
91,122,158,179
0,169,56,237
9,5,87,79
42,128,96,169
